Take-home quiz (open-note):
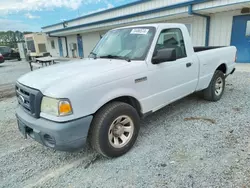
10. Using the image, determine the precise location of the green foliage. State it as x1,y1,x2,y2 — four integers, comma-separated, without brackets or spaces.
0,30,32,48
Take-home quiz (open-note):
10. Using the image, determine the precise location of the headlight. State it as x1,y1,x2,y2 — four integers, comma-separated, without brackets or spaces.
41,97,73,116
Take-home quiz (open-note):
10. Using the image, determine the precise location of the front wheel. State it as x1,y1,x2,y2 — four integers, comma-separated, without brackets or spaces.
203,70,225,101
89,102,140,158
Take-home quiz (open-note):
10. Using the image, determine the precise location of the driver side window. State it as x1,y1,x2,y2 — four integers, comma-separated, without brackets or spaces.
155,28,187,59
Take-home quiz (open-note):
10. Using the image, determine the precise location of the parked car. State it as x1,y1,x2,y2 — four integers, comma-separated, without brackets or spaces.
0,53,4,64
0,46,21,61
15,23,236,158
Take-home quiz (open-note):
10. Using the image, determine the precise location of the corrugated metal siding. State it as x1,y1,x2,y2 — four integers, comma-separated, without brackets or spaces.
193,0,248,10
168,16,206,46
43,0,188,32
69,0,187,28
43,0,250,34
82,32,101,57
209,10,241,46
51,7,188,36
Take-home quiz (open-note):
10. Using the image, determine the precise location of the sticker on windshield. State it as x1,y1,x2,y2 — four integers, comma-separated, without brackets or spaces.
130,28,149,35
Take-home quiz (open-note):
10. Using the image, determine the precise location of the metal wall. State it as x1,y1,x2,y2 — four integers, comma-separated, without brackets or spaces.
193,0,249,10
58,32,102,58
82,32,101,57
43,0,187,33
46,38,60,57
67,35,78,58
168,16,206,46
209,10,241,46
69,0,187,28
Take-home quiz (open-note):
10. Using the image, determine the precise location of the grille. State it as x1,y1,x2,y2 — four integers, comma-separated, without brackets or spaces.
16,82,43,118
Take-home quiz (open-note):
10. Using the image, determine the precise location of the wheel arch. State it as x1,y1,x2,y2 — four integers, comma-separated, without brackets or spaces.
216,63,227,74
94,95,143,117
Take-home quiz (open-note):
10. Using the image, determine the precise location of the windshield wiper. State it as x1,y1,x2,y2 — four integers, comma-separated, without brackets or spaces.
89,52,97,59
99,55,131,62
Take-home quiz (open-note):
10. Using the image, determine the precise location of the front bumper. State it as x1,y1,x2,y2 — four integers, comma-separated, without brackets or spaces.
16,106,93,151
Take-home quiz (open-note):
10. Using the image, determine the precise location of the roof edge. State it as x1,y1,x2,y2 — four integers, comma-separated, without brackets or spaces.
42,0,151,29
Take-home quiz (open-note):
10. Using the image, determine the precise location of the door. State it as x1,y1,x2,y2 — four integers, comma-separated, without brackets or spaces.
147,28,199,111
77,35,84,58
58,37,63,57
231,15,250,63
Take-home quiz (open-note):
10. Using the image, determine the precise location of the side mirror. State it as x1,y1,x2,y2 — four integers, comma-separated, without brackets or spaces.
152,48,176,64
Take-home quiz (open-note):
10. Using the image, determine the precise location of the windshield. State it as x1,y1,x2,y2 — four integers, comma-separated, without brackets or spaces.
90,27,156,61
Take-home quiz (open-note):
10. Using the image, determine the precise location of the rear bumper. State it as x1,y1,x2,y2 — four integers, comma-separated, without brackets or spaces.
16,106,93,151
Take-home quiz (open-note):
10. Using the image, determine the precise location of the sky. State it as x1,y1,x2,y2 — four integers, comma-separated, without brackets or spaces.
0,0,138,32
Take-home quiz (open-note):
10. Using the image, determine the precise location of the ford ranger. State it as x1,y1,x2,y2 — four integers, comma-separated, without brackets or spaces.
15,24,236,157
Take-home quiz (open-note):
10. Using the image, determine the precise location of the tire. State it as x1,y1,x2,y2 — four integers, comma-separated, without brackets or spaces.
89,102,140,158
203,70,225,101
18,58,21,61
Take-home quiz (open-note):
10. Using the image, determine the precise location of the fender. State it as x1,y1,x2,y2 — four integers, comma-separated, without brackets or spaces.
92,87,143,114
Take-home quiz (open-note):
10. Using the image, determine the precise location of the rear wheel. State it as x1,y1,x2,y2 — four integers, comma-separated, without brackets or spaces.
203,70,225,101
89,102,140,158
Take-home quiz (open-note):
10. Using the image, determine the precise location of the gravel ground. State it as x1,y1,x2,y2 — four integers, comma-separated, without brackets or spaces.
0,63,250,188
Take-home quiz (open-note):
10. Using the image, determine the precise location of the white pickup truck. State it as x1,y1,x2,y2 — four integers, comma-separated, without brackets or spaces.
16,23,236,157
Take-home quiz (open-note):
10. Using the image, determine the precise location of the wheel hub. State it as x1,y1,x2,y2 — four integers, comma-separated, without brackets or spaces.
108,115,135,149
112,124,124,137
215,77,223,96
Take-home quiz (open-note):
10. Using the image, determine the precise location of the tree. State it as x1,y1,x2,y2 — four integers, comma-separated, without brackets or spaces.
0,30,32,48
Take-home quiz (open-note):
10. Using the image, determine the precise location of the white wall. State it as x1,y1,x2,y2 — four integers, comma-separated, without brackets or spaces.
43,0,188,32
209,10,241,46
82,32,101,57
66,35,78,58
46,37,60,57
167,16,206,46
193,0,250,10
61,37,68,57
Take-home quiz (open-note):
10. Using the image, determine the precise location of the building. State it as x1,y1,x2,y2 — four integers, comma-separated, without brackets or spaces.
42,0,250,63
24,33,49,57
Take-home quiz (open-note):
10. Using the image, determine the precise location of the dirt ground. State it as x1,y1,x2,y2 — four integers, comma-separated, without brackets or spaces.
0,61,250,188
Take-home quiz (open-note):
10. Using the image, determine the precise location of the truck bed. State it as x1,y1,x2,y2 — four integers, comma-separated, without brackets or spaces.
194,46,225,52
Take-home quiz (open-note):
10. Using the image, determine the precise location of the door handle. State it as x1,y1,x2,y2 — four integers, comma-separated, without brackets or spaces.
186,62,192,67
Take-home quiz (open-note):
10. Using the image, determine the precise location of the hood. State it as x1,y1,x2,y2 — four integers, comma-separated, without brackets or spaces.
18,58,134,94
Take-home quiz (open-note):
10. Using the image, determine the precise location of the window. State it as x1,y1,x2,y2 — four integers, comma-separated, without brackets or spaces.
246,21,250,36
155,28,187,59
38,43,47,52
27,40,35,52
91,27,156,61
51,40,55,49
